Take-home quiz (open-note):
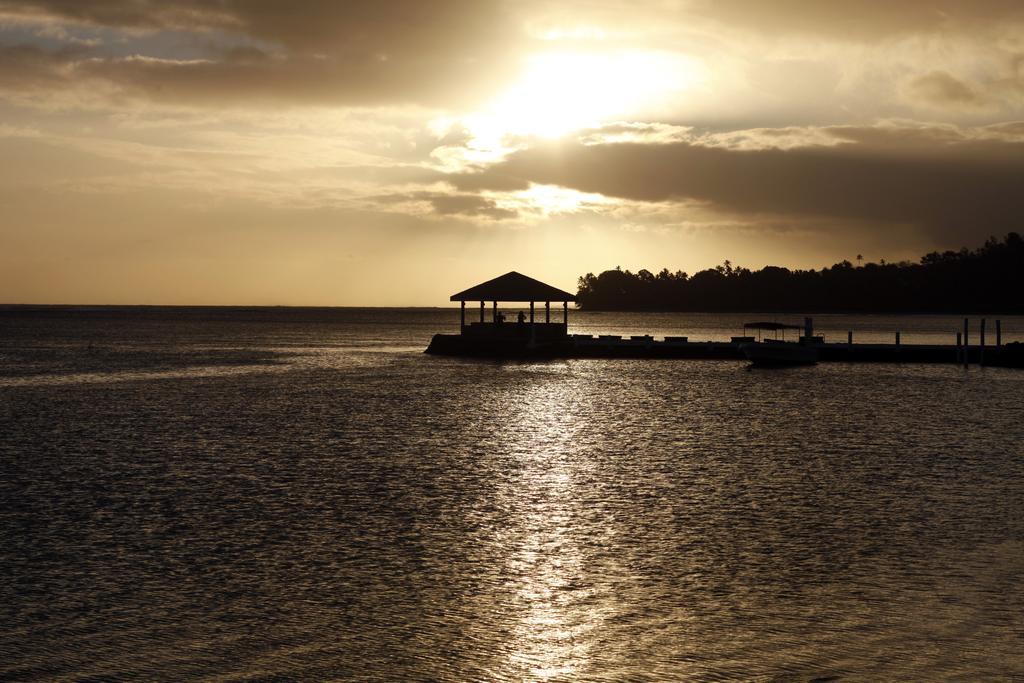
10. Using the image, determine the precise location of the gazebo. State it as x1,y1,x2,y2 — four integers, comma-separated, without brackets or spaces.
450,271,576,341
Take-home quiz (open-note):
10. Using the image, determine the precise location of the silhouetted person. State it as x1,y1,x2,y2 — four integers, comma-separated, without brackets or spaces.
517,311,526,324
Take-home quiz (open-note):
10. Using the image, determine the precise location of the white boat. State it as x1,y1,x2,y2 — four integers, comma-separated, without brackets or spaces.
741,339,818,366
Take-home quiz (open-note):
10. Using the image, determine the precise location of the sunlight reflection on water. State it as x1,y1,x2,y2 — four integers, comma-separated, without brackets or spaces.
2,309,1023,681
502,380,594,680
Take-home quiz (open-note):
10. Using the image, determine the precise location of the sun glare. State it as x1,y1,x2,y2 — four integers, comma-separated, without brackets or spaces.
454,50,703,152
427,49,704,213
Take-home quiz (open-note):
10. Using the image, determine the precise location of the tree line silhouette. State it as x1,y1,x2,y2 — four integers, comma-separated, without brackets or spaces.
576,233,1024,312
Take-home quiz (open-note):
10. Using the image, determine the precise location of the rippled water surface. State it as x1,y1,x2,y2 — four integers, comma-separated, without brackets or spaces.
2,307,1023,681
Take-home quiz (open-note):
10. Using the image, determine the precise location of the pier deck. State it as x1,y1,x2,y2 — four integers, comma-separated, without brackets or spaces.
425,334,1024,367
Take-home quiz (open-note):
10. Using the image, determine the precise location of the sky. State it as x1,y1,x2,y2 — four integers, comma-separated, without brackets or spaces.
1,1,1023,305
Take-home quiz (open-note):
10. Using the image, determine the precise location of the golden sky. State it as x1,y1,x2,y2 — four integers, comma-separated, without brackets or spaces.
1,0,1023,305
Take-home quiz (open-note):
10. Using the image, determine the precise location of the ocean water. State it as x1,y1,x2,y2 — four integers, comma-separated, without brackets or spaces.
2,307,1023,681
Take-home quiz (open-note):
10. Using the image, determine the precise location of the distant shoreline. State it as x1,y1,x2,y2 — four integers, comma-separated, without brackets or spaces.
2,303,1024,317
577,234,1024,315
570,307,1024,315
0,304,454,311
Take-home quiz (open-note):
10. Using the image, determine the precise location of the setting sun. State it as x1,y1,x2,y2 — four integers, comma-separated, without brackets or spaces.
460,50,705,147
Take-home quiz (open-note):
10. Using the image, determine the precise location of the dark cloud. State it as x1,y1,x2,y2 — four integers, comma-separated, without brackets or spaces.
0,0,521,106
0,43,85,89
449,125,1024,241
0,0,231,30
0,0,512,51
985,121,1024,136
425,193,516,219
372,190,516,220
448,167,530,193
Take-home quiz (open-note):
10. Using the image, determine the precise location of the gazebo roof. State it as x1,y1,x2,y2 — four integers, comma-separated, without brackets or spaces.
450,271,576,302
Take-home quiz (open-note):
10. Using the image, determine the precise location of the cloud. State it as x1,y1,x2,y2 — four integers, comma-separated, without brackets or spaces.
0,0,510,50
425,193,517,219
0,47,505,109
0,0,522,106
692,0,1024,40
373,190,517,220
578,122,693,145
448,123,1024,241
0,1,234,31
907,71,990,109
0,43,83,89
3,0,1024,122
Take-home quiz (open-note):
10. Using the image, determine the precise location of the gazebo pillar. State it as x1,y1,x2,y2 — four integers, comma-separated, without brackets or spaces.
493,300,497,322
563,301,568,328
479,301,484,323
529,301,534,324
545,301,550,323
460,301,465,330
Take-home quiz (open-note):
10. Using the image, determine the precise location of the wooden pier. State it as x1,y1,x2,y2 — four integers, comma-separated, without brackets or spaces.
426,333,1024,367
427,273,1023,367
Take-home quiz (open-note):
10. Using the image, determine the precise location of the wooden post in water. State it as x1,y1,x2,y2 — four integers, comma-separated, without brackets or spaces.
956,331,962,364
963,318,969,367
980,318,986,366
996,319,1002,348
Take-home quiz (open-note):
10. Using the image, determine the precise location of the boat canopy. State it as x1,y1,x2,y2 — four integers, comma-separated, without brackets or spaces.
743,321,804,330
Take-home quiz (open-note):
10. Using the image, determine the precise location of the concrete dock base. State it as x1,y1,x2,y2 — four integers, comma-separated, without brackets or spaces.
426,334,1024,367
